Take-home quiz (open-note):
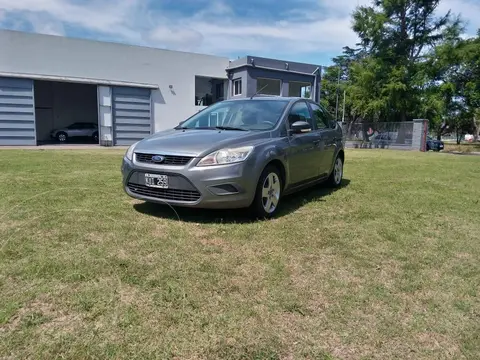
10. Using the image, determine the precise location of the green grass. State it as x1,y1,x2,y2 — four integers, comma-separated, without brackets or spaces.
444,142,480,153
0,149,479,359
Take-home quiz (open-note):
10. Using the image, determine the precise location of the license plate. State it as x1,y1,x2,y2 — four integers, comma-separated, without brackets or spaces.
145,173,168,188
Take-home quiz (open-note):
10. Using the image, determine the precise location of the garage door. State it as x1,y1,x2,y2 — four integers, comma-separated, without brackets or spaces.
0,77,36,145
112,87,152,146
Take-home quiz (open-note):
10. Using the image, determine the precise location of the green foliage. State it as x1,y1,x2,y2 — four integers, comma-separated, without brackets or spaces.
321,0,480,135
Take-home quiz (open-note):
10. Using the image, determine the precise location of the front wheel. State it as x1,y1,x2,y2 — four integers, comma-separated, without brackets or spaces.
250,165,282,219
327,155,343,187
57,132,68,143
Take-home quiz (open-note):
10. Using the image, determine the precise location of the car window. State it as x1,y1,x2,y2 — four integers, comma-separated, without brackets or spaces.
288,101,313,129
178,99,289,131
68,123,81,129
310,103,329,130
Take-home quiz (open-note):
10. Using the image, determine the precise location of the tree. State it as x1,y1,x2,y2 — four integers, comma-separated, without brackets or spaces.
350,0,460,122
425,28,480,142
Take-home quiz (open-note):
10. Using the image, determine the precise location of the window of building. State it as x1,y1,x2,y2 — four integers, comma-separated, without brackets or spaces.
195,76,226,106
256,78,281,96
288,101,313,129
310,103,329,129
215,82,224,99
233,78,242,96
289,81,312,98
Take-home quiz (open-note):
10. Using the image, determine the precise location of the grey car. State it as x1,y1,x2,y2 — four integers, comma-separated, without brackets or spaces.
121,97,345,218
51,122,99,143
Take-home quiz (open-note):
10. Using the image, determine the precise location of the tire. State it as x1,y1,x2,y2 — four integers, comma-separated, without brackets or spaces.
250,165,283,219
327,155,344,187
92,132,99,143
57,132,68,143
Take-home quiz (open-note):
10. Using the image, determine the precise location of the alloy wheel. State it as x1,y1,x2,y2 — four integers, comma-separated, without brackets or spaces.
334,157,343,185
261,172,281,214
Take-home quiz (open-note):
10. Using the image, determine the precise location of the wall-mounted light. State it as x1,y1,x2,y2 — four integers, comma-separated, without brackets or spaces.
285,62,289,70
250,58,255,66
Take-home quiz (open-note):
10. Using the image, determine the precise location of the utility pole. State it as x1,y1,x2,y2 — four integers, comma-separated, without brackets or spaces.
334,66,341,121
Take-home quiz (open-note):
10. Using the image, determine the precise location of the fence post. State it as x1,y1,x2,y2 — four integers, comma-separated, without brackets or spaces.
412,119,428,151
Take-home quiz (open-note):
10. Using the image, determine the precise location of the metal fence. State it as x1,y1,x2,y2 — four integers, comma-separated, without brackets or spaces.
340,121,416,150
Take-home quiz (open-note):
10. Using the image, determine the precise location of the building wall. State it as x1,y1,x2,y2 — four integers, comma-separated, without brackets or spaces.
228,66,319,100
227,56,321,101
0,30,230,132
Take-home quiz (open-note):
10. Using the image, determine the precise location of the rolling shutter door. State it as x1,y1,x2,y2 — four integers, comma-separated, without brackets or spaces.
0,77,36,145
113,87,152,146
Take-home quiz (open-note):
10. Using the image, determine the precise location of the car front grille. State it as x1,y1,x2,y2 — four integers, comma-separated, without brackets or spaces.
127,183,201,202
135,153,193,166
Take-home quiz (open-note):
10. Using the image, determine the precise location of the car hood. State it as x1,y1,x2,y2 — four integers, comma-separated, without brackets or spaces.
134,129,269,157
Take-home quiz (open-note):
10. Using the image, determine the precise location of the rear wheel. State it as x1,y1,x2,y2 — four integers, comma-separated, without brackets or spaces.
57,132,68,143
250,165,282,219
327,155,343,187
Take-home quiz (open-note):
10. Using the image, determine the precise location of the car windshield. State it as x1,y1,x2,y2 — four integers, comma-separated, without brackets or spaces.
177,99,289,131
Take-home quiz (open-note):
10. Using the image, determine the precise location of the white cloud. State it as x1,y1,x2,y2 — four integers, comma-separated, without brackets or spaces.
0,0,362,59
23,12,65,36
0,0,478,62
438,0,480,36
0,0,145,41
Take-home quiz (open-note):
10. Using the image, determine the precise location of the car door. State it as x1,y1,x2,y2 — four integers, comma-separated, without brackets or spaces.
310,103,336,174
67,123,83,137
79,123,95,137
286,101,321,185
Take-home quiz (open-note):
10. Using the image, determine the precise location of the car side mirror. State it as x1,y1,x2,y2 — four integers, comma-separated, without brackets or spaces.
289,121,312,134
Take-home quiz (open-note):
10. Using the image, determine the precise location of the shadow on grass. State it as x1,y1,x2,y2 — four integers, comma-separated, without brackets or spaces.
133,179,350,224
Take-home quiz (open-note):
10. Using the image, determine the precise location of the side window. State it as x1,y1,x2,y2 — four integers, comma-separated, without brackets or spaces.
310,103,329,130
288,101,313,129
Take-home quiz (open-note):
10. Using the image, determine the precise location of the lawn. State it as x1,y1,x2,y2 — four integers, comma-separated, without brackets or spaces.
0,149,479,360
443,142,480,153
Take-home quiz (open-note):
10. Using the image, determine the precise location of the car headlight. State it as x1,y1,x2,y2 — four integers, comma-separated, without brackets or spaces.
197,146,254,166
125,141,139,161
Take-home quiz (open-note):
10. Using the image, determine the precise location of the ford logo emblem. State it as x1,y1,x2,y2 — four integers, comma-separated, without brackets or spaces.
151,155,165,163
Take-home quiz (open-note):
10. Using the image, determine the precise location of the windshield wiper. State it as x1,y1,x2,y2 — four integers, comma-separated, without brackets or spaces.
214,126,247,131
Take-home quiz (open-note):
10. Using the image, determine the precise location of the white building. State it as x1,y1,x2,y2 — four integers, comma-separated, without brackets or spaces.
0,30,321,146
0,30,230,145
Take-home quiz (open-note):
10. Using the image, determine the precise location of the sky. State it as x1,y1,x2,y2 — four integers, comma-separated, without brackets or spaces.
0,0,479,65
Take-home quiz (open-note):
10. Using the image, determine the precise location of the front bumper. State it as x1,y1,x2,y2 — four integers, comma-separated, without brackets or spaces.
121,156,258,209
